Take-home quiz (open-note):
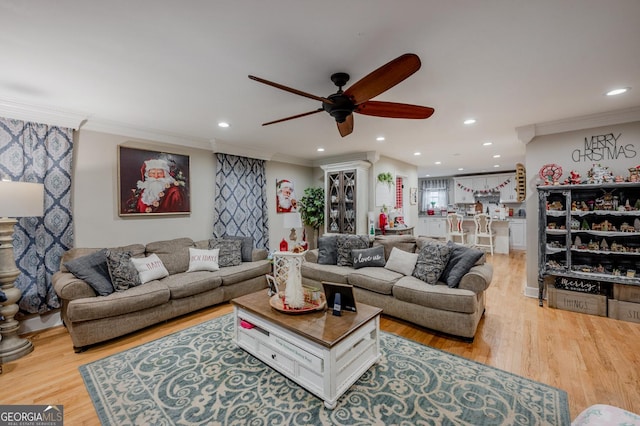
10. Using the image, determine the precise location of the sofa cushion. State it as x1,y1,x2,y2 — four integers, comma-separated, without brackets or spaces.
222,235,254,262
161,271,223,299
413,240,451,285
145,237,194,275
209,238,242,267
347,267,404,295
106,249,141,292
373,235,417,261
336,235,369,267
393,276,479,314
63,249,114,296
441,241,485,288
66,281,170,322
131,254,170,284
384,247,419,276
187,248,220,272
300,262,350,285
317,235,339,265
352,245,385,269
214,259,272,286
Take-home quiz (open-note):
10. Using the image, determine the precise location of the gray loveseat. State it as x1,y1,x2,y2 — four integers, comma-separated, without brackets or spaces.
53,237,270,351
301,235,493,341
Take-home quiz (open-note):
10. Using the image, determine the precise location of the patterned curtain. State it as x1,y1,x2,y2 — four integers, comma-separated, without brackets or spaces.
213,154,269,249
0,117,74,314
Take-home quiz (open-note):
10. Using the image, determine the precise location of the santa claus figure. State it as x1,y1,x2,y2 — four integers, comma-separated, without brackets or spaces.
135,158,188,213
276,179,297,213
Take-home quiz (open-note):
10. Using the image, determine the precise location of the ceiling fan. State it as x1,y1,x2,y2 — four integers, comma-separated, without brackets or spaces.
248,53,435,137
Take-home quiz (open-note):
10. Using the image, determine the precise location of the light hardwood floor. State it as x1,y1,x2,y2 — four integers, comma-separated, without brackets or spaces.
1,250,639,424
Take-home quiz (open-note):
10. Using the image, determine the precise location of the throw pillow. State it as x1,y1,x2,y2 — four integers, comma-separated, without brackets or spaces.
105,250,141,292
352,246,386,269
187,248,220,272
222,235,254,262
317,235,339,265
131,254,170,284
413,241,452,285
384,247,419,276
208,238,242,267
336,235,370,267
64,249,114,296
440,241,485,288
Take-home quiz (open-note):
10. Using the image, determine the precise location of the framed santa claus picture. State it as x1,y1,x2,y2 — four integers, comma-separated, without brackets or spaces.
276,178,298,213
118,145,191,216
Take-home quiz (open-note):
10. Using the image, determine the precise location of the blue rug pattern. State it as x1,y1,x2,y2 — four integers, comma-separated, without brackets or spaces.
80,314,570,425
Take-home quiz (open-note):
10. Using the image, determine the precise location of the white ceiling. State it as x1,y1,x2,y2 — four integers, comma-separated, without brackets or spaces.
1,0,639,177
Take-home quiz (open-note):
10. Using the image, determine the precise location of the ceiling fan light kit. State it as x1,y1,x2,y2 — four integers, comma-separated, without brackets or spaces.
249,53,434,137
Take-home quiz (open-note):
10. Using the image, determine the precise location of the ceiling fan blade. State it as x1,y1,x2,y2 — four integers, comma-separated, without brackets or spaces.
262,108,324,126
249,75,334,105
355,101,435,119
343,53,421,105
337,114,354,137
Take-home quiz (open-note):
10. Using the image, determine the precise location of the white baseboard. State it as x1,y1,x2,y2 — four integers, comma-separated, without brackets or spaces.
20,311,63,335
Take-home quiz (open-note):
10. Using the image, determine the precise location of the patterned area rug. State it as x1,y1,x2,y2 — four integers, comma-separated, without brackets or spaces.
80,314,569,425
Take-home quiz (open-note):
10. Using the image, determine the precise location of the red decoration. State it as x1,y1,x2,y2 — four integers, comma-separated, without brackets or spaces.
279,238,288,251
379,211,387,235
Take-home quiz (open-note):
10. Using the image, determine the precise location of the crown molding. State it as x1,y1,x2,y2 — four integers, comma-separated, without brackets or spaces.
0,98,87,129
516,106,640,144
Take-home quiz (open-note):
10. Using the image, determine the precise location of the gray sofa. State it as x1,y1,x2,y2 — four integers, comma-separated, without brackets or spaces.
301,235,493,340
52,237,270,351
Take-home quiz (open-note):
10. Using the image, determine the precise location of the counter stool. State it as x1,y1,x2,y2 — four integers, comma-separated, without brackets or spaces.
473,213,494,255
446,213,468,245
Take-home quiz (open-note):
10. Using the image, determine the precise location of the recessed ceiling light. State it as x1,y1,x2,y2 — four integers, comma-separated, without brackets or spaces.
493,154,501,158
458,168,464,171
483,142,492,146
317,147,325,152
606,87,630,96
218,122,229,128
424,174,431,177
376,136,385,141
414,152,421,156
493,164,500,168
434,161,442,165
463,118,476,125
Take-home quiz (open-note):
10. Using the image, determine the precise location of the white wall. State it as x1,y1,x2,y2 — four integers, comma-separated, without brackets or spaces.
370,156,419,228
524,121,640,298
72,130,315,252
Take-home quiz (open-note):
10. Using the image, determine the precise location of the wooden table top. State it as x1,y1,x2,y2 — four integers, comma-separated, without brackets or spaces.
231,290,382,348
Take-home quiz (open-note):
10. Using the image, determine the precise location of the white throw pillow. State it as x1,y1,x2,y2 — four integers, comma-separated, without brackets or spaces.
187,248,220,272
131,253,169,284
384,247,419,276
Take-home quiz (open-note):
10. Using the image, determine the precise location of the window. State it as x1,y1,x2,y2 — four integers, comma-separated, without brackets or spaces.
419,178,449,212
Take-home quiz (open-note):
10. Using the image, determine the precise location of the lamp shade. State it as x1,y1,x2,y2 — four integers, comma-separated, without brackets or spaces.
0,181,45,217
282,212,302,229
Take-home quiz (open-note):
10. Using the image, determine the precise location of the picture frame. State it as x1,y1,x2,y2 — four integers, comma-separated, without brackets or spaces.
276,178,298,213
322,282,357,312
118,145,190,216
410,187,418,205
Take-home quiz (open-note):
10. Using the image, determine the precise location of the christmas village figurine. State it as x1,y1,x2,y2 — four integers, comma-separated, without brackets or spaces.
629,166,640,182
587,164,613,184
564,170,582,185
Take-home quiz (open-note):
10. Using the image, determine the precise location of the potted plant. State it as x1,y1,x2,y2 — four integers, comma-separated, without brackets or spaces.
299,187,325,249
377,172,394,187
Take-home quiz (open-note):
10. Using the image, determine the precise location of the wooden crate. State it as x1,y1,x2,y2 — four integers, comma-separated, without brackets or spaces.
613,284,640,303
608,299,640,324
547,286,607,316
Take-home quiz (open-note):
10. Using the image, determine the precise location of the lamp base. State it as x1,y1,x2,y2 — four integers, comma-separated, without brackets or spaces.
0,329,33,363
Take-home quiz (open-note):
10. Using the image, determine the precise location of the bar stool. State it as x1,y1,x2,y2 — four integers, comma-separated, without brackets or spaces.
473,213,494,255
446,213,467,245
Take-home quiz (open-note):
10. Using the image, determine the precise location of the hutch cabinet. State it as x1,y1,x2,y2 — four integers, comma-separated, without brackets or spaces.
322,161,370,235
537,182,640,309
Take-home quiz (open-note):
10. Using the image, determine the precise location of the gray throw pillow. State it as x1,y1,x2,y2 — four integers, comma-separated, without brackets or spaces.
317,235,339,265
352,246,385,269
413,241,452,285
64,249,114,296
106,250,141,292
440,241,485,288
209,238,242,267
223,235,254,262
336,235,370,267
384,247,419,276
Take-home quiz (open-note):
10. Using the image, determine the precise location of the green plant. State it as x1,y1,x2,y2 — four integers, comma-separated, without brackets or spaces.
377,172,394,187
299,187,325,230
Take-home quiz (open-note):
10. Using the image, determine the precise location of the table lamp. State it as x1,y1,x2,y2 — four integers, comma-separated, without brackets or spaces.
0,180,44,363
283,212,302,249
